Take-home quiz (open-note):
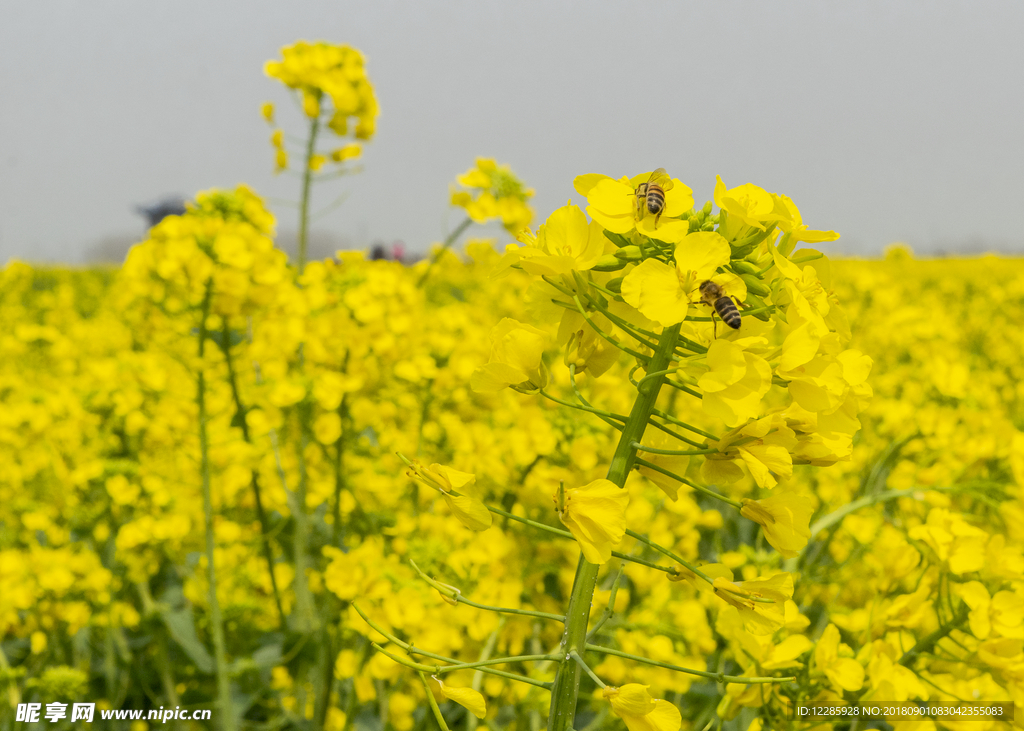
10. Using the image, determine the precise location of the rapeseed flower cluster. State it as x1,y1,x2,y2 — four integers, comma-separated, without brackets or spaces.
451,157,535,234
4,240,1024,730
3,36,1022,731
263,40,378,174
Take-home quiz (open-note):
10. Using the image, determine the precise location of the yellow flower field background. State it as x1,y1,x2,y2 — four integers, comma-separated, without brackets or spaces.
1,41,1022,731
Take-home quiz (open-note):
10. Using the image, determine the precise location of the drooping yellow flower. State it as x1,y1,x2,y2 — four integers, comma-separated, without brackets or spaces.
697,340,772,427
435,677,487,719
713,573,793,635
563,322,620,378
470,318,549,394
602,684,682,731
404,460,492,531
740,486,814,558
556,478,628,564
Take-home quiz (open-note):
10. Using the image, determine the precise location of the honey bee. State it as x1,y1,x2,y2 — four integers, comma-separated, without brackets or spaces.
635,168,673,226
699,280,742,332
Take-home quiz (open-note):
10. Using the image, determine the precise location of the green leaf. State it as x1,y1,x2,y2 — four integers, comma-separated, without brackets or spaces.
161,607,214,674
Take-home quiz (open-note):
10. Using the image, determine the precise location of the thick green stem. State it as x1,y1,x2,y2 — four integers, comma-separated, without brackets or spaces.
197,288,236,731
297,116,321,274
546,323,681,731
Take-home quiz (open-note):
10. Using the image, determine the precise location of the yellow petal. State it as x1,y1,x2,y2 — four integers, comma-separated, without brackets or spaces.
438,682,487,719
637,217,689,244
443,494,493,531
605,684,656,715
674,231,731,282
698,341,747,392
662,180,695,217
573,173,610,196
586,179,636,233
621,259,689,327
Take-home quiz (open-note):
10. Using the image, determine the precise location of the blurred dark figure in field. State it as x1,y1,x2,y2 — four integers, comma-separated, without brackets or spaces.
136,197,187,229
368,240,411,263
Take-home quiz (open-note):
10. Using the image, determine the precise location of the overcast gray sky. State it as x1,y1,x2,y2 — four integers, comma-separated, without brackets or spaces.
2,1,1022,264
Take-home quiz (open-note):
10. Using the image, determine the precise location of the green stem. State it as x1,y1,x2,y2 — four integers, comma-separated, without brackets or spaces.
651,409,719,441
418,671,452,731
569,651,606,689
632,441,716,456
624,529,713,586
297,115,321,274
571,293,650,362
410,560,565,622
546,323,681,731
540,389,627,423
219,324,286,631
352,604,551,689
197,286,235,731
484,505,675,574
633,457,742,508
156,631,184,731
418,216,474,286
585,644,794,683
586,560,626,642
568,365,626,431
898,604,969,667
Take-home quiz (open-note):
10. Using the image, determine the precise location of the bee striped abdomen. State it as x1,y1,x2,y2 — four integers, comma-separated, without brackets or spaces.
713,296,742,329
644,184,665,215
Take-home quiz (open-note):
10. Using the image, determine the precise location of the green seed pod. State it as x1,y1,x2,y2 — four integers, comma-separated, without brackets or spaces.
592,254,627,272
742,293,771,321
740,274,771,297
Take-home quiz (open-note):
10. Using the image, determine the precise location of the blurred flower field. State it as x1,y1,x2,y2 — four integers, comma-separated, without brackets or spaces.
1,40,1022,731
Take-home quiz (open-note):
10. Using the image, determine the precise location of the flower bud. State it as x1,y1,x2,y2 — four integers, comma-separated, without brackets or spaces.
740,273,771,297
591,254,627,272
730,259,759,276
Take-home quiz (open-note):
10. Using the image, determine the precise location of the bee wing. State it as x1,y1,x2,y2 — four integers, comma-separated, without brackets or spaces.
649,167,674,192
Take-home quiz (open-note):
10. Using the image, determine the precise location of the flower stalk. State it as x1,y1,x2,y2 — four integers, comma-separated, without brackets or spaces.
546,322,681,731
197,285,236,731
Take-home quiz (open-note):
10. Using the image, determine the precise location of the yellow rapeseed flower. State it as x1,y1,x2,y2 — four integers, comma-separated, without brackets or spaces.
404,460,492,531
435,677,487,719
470,318,548,394
713,573,793,635
740,486,814,558
555,478,628,564
602,684,682,731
